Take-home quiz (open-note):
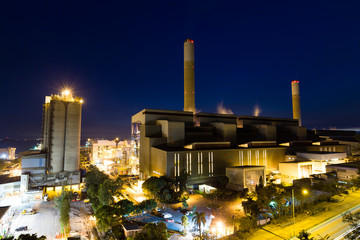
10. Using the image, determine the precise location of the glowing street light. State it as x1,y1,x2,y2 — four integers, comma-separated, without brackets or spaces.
292,188,309,237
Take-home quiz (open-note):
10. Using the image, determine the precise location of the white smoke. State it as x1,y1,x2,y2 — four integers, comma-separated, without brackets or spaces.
253,104,261,117
217,101,233,115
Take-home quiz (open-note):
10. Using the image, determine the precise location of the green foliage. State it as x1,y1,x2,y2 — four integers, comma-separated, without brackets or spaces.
134,222,168,240
297,229,314,240
116,199,135,216
142,176,182,203
181,215,189,232
192,212,206,239
136,199,157,213
85,166,128,234
203,189,238,201
242,197,260,217
95,205,119,231
2,235,46,240
17,235,46,240
85,166,109,209
54,191,71,234
98,179,120,206
343,211,360,239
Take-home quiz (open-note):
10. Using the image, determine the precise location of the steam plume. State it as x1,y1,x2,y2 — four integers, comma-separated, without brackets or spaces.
217,101,233,115
253,104,261,117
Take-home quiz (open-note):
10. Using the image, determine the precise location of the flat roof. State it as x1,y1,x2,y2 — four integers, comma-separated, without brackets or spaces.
122,222,142,231
327,162,360,169
227,165,265,169
237,115,298,122
153,145,286,152
0,175,20,184
297,151,345,155
0,206,10,220
280,160,312,164
134,108,193,116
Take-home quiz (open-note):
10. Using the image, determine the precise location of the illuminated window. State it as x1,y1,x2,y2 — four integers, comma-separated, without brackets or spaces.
174,154,177,177
239,151,243,166
189,153,192,175
198,152,203,175
263,150,267,167
174,153,180,177
248,151,252,165
208,152,214,177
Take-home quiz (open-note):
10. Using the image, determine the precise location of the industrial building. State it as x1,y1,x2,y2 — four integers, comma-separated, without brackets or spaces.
0,147,16,160
90,139,136,175
21,90,83,188
131,39,356,187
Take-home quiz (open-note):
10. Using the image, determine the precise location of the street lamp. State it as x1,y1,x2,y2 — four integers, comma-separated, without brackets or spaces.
292,188,309,237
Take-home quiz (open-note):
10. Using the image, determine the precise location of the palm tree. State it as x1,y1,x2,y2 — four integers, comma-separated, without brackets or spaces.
192,211,206,239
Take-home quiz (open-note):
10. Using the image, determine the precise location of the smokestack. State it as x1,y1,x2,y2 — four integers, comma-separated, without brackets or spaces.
291,80,302,126
184,39,195,113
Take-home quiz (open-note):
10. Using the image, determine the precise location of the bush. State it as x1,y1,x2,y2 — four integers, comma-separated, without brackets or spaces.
330,195,345,203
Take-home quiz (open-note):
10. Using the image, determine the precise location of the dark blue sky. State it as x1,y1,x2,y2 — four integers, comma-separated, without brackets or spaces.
1,1,360,139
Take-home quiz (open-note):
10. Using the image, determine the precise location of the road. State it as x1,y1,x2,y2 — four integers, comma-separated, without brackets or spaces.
308,203,360,240
248,191,360,240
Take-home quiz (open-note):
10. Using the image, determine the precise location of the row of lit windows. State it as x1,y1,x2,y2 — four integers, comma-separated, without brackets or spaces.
175,152,214,176
175,150,270,177
239,150,267,167
320,147,336,152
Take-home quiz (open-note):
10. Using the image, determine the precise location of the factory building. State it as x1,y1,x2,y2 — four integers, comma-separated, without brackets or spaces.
0,148,16,160
131,109,349,185
21,90,83,188
131,39,355,186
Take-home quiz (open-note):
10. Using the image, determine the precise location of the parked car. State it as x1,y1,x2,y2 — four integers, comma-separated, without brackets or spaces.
165,218,174,223
15,226,28,231
162,213,172,218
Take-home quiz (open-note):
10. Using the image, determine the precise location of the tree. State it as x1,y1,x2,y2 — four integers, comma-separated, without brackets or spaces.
343,211,360,239
181,215,189,232
98,179,124,206
116,199,135,216
2,235,46,240
297,229,314,240
54,191,71,235
192,211,206,239
85,166,109,209
142,177,167,198
95,205,119,231
134,222,168,240
17,234,46,240
136,199,157,213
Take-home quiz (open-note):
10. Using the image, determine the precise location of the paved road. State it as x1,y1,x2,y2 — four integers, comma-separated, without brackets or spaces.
248,191,360,240
308,203,360,240
9,201,61,239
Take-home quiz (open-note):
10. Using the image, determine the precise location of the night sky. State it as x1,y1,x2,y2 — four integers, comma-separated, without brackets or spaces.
1,1,360,140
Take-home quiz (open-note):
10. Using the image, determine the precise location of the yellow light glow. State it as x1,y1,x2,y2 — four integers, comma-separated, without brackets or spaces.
303,189,308,195
80,99,83,103
63,89,70,95
135,196,146,202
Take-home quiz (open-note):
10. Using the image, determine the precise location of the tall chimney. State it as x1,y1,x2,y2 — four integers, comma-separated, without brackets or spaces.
291,80,302,126
184,39,195,113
